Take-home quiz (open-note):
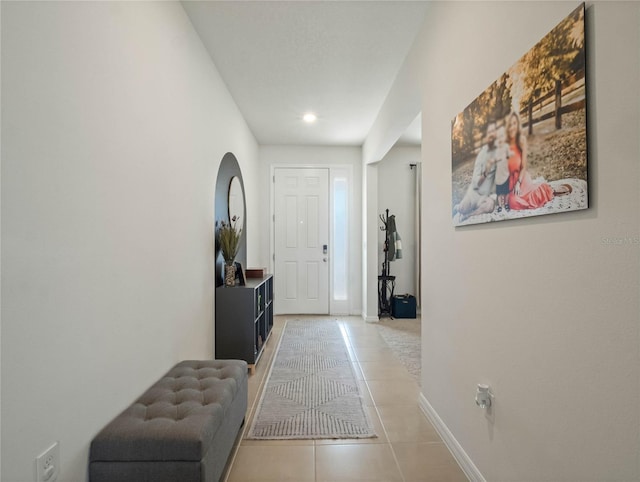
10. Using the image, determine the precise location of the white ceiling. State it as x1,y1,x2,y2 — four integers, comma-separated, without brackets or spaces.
182,1,427,146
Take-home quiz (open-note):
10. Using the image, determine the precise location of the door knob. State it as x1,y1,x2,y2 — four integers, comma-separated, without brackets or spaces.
323,258,327,262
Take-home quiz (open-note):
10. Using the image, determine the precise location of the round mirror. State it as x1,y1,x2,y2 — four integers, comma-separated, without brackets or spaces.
228,176,244,231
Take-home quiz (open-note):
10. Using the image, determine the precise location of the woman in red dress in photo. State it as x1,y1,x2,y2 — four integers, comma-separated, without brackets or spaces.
505,112,555,210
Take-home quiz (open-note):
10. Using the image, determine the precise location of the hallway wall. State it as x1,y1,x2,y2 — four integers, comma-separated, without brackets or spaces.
413,2,639,480
377,147,420,298
1,2,259,480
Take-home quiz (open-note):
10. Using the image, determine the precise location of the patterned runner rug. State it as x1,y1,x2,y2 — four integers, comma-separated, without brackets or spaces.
247,319,376,440
376,317,421,381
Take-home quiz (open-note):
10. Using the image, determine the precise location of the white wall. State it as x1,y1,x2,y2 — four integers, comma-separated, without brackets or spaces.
377,147,420,298
362,65,421,166
258,145,362,315
1,2,259,481
363,163,379,321
362,10,426,320
414,2,639,480
0,3,3,473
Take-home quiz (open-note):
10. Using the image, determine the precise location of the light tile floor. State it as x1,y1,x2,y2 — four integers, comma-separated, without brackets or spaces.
223,315,468,482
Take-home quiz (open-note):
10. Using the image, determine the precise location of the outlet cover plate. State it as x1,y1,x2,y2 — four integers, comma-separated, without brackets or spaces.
36,442,59,482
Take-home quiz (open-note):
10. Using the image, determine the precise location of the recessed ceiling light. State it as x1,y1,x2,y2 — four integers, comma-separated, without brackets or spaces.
303,112,317,123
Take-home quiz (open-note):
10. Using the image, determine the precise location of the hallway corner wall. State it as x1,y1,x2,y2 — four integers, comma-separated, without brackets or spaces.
414,2,639,480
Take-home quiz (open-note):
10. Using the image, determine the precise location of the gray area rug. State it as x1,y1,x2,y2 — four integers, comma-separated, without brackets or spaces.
247,319,376,440
376,317,421,381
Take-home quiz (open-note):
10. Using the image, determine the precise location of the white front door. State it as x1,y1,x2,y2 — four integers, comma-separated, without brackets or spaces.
274,168,329,314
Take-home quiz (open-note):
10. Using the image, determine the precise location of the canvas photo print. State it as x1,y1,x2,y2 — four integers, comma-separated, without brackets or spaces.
452,4,588,226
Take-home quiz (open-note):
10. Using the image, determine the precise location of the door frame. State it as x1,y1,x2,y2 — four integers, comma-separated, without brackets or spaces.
270,164,353,315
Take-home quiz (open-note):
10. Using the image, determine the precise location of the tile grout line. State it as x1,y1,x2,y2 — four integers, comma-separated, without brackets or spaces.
339,320,408,482
221,320,285,482
348,323,409,482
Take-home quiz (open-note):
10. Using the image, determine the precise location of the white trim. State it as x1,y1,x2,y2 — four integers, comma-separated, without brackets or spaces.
362,314,379,323
418,393,486,482
329,167,352,315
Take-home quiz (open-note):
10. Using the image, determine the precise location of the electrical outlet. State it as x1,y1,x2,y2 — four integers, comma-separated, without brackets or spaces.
36,442,59,482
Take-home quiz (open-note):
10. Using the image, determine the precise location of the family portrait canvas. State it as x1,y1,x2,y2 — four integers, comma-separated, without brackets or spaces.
452,4,588,227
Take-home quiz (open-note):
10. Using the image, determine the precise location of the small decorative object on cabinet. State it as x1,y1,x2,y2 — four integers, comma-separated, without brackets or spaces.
215,274,273,374
224,263,236,287
246,267,267,279
217,217,242,286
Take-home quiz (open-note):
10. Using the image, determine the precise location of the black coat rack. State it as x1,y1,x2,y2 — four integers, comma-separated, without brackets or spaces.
378,209,395,317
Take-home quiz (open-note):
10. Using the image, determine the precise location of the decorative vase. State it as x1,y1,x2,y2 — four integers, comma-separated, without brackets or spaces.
224,263,236,287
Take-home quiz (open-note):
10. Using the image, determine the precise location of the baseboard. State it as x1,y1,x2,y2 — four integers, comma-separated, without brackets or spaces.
362,315,379,323
418,393,486,482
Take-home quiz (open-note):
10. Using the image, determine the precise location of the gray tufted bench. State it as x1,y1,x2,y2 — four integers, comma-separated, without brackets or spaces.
89,360,248,482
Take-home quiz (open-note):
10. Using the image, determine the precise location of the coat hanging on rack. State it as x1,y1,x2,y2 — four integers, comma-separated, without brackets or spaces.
387,215,403,261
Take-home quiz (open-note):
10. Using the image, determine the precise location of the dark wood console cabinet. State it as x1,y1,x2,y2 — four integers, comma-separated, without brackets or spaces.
215,274,273,374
